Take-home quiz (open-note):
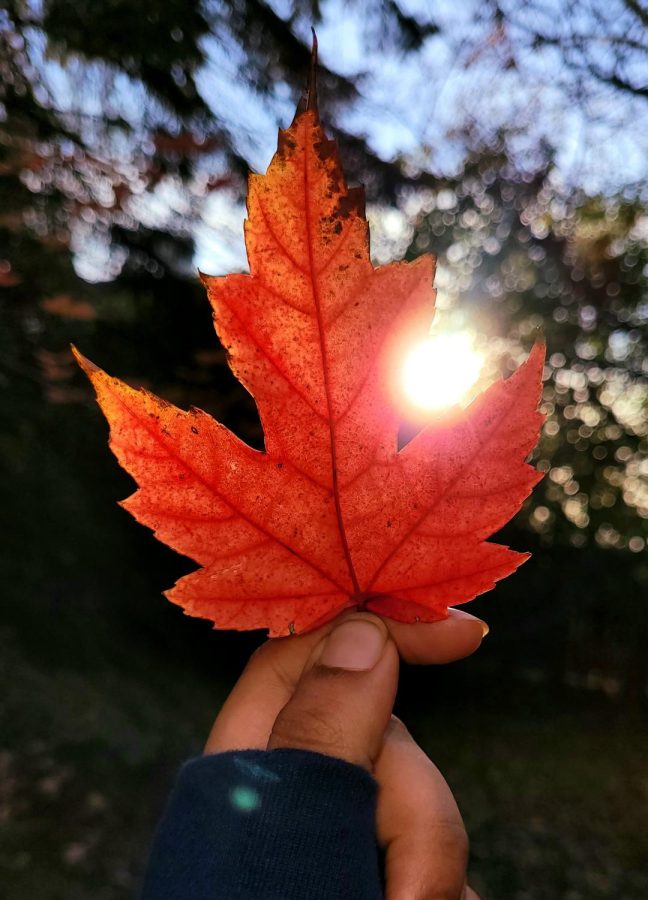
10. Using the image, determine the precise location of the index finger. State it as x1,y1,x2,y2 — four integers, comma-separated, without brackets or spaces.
387,608,488,665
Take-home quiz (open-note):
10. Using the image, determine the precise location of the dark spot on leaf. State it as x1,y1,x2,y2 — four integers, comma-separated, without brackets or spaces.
277,130,296,157
316,138,335,160
341,186,365,217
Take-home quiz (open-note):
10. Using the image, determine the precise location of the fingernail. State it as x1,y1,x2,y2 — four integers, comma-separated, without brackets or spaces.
320,618,387,670
480,620,489,637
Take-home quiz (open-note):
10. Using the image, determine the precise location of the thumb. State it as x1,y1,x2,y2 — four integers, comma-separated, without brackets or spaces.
267,613,398,771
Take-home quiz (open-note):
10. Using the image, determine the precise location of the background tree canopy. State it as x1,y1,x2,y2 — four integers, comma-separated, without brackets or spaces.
1,2,647,898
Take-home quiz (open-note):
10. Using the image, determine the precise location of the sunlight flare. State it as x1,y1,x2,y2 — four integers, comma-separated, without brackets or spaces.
401,331,484,411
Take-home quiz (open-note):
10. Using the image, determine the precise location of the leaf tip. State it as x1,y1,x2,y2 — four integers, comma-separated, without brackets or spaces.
296,28,319,120
516,550,532,569
70,344,99,377
530,337,547,362
527,339,547,387
308,28,318,112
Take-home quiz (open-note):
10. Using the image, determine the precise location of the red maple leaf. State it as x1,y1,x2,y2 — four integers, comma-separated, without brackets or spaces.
74,55,544,637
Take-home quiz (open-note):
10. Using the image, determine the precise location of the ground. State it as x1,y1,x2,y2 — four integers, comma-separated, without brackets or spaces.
1,631,647,899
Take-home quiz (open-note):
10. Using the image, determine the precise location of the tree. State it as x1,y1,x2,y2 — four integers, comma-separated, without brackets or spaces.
407,138,647,551
1,0,647,549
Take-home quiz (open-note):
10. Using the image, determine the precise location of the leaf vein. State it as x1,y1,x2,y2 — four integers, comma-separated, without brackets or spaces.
256,197,309,276
108,384,348,594
367,394,519,589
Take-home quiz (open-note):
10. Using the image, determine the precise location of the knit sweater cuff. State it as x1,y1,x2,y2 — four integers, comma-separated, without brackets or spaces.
141,748,383,900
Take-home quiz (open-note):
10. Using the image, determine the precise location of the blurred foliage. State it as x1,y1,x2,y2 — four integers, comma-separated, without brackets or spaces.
407,142,648,551
1,0,646,546
1,1,647,897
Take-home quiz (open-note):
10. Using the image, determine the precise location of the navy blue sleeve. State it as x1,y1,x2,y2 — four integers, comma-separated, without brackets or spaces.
141,748,383,900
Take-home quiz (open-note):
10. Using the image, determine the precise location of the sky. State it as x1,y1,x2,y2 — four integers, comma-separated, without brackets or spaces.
194,0,648,187
193,0,648,273
23,0,648,280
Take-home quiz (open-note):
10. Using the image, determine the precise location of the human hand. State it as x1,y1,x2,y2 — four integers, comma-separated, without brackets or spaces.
205,611,485,900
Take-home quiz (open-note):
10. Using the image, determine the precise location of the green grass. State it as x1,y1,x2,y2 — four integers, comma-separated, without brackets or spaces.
1,629,646,899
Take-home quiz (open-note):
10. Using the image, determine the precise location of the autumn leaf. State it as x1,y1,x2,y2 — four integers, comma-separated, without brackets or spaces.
74,49,544,637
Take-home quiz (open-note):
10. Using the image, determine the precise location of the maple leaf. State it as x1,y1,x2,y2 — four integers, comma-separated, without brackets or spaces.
74,47,545,637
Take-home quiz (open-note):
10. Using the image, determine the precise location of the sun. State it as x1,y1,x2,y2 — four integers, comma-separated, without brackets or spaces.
401,331,484,411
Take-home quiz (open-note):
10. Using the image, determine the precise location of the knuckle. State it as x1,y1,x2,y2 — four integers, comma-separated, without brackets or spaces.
248,639,274,666
386,825,469,900
386,715,411,739
428,818,470,867
270,701,348,757
247,640,296,692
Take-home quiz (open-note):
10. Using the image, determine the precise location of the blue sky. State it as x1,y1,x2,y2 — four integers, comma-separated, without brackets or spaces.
193,0,648,271
24,0,648,279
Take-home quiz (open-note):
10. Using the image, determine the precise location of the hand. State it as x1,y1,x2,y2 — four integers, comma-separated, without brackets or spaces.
205,610,486,900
